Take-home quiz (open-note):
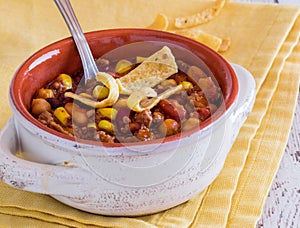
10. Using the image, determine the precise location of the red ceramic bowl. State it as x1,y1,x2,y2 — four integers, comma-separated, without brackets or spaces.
10,28,238,146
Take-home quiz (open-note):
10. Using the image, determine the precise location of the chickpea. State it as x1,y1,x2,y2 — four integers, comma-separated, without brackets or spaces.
72,110,88,126
64,102,73,115
64,102,88,125
209,103,218,114
198,77,220,102
159,119,180,136
52,81,60,89
37,88,54,99
187,65,207,80
182,117,199,132
31,98,51,116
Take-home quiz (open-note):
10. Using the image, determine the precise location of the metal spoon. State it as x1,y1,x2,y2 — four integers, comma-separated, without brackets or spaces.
54,0,98,84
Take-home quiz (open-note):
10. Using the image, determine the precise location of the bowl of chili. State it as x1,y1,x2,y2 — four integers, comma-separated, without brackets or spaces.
0,28,255,216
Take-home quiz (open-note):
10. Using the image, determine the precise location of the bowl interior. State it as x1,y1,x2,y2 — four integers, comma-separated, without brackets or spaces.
10,28,238,146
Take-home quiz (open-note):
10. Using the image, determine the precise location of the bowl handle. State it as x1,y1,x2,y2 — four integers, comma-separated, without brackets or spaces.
230,63,256,141
0,118,94,197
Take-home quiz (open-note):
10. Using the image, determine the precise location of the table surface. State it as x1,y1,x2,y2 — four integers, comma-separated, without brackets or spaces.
235,0,300,227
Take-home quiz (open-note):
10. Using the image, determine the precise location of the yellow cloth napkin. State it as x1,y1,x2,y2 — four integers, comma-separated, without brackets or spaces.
0,0,299,227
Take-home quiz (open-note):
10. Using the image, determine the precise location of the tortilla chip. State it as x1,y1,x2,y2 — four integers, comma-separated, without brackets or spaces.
126,87,158,112
116,46,178,94
173,29,222,51
219,37,231,52
65,72,119,108
174,0,227,28
147,13,169,31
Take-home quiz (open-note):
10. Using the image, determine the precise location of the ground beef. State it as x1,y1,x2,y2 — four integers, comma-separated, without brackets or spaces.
189,91,208,109
98,131,115,143
38,111,54,125
152,111,164,125
135,126,154,141
134,109,153,128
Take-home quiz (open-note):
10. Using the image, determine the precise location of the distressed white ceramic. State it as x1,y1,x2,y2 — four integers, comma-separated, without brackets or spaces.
0,63,255,216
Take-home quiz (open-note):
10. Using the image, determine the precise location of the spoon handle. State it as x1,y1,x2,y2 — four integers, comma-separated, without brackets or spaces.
54,0,98,82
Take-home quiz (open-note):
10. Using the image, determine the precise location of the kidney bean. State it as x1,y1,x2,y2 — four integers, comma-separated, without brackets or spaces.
46,98,62,109
170,71,187,84
160,99,186,122
170,100,186,120
158,99,187,122
198,108,211,121
108,72,121,79
158,99,180,122
72,71,83,86
58,92,67,102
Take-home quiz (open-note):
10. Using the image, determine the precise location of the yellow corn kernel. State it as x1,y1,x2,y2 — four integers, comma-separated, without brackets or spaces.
87,122,97,129
97,108,118,120
54,107,70,126
115,59,133,74
92,85,109,100
98,120,114,132
56,74,72,90
37,88,54,99
181,81,193,90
